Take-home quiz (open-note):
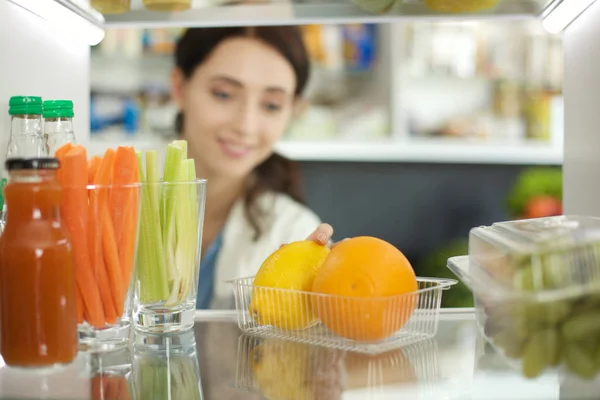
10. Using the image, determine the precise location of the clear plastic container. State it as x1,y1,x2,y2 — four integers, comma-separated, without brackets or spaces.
448,215,600,381
229,276,456,354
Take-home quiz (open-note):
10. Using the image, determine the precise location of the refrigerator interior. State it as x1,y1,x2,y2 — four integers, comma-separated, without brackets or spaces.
0,0,597,218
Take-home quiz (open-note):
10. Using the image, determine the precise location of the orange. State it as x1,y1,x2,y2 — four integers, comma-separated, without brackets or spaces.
311,237,418,341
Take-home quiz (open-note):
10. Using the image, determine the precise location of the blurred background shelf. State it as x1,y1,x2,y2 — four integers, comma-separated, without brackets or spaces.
90,20,564,165
274,138,562,164
100,0,558,28
89,133,562,165
87,18,564,295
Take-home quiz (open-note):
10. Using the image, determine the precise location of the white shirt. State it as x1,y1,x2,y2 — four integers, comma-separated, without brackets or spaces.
211,191,320,308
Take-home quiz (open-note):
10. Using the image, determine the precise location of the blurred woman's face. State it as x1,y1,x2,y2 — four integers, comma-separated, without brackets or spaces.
172,37,297,179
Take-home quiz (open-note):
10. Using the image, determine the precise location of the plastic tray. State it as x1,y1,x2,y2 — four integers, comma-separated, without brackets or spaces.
229,276,456,354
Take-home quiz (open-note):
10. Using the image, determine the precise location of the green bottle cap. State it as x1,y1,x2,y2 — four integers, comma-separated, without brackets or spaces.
43,100,74,119
9,96,43,116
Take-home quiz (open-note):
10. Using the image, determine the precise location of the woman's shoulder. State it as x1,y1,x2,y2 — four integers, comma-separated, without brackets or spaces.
257,191,321,238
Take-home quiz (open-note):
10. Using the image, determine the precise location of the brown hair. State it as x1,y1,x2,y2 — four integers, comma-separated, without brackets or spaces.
174,26,310,240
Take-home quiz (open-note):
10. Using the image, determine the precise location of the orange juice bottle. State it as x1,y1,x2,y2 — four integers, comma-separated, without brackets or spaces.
0,158,78,367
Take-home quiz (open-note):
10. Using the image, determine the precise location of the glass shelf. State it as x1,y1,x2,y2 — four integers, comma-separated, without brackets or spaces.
100,0,559,28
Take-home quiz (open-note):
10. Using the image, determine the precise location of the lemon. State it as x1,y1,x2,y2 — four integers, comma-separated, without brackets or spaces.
352,0,396,13
424,0,498,13
250,241,330,331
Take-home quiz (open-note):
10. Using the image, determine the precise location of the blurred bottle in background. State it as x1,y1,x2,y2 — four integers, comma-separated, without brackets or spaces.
91,0,131,14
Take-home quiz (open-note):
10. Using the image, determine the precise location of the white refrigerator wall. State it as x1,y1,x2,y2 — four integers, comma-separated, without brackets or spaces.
564,0,600,216
0,1,90,166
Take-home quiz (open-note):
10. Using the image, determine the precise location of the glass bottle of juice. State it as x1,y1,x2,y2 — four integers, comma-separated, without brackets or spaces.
1,96,46,226
0,158,78,367
43,100,77,156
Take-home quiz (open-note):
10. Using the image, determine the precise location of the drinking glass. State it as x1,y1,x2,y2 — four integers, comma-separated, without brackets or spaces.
73,183,141,350
133,179,206,333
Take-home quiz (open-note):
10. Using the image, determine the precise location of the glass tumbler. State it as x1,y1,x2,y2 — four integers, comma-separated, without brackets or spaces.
67,183,142,350
133,179,206,333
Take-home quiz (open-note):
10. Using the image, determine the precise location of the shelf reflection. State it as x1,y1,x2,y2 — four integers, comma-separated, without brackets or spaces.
0,329,203,399
132,329,203,400
0,352,91,399
235,334,441,399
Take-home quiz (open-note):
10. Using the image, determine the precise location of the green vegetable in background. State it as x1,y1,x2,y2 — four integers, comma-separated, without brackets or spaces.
506,167,562,218
416,239,473,308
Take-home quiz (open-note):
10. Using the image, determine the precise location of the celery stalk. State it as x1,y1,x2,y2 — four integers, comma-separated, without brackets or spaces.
180,159,199,302
161,144,184,282
167,159,198,305
161,143,183,227
166,159,190,306
137,151,169,303
135,154,151,301
137,140,199,307
172,140,188,159
146,151,169,294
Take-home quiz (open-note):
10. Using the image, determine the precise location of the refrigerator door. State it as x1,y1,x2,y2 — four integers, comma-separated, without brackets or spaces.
563,0,600,216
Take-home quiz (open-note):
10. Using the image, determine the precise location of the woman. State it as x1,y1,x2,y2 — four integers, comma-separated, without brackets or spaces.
171,26,333,309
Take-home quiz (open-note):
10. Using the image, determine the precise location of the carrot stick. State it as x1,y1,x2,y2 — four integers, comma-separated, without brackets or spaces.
109,147,138,247
91,375,102,400
59,145,105,328
55,142,73,159
109,147,140,295
96,256,117,324
75,284,84,324
120,378,131,400
55,142,73,183
119,195,138,295
116,378,130,400
102,203,124,316
88,156,102,185
88,183,103,285
105,377,119,400
88,150,115,316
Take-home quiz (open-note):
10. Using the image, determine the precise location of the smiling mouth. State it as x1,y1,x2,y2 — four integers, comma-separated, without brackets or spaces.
218,138,253,159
